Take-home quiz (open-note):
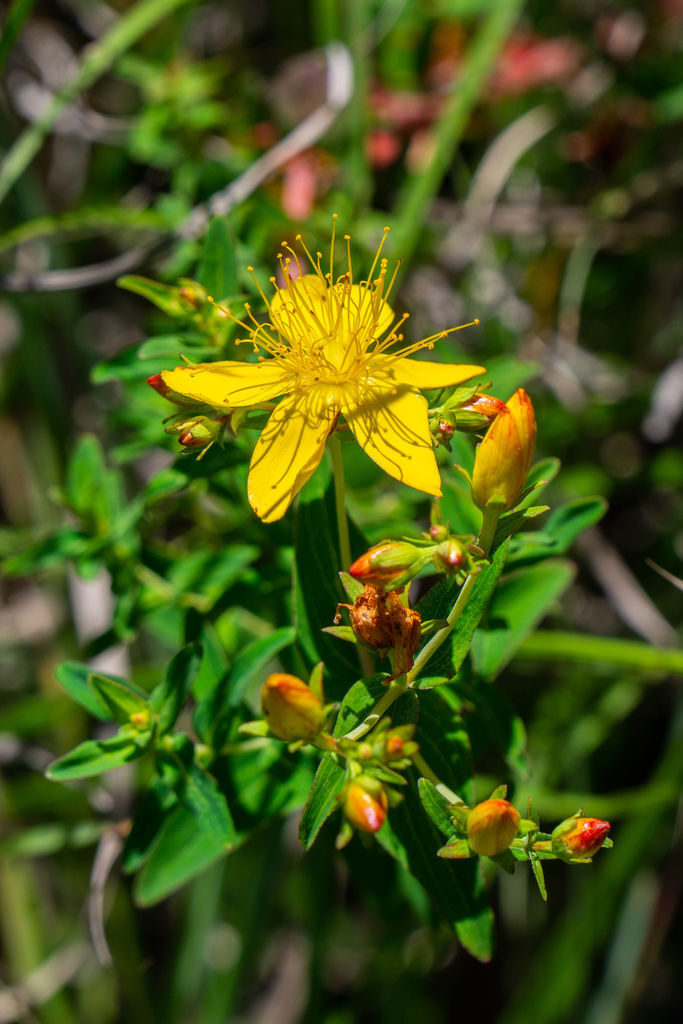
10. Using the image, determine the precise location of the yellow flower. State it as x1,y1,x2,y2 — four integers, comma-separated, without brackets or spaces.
159,224,484,521
471,388,536,512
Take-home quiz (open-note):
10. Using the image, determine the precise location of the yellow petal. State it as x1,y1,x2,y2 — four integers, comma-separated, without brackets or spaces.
506,389,536,479
248,388,339,522
342,384,441,496
161,361,291,409
471,407,524,510
382,357,486,390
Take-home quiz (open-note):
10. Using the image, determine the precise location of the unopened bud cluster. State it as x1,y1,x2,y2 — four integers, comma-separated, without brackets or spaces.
348,529,483,596
437,788,611,895
429,385,507,451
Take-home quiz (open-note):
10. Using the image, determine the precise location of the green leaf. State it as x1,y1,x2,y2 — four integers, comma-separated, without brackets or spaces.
65,435,107,518
167,546,259,606
197,217,237,301
150,643,202,733
117,275,185,317
448,679,529,777
508,496,607,566
191,620,230,701
88,674,149,725
2,529,92,576
122,778,178,874
297,752,346,850
321,625,358,644
293,473,368,693
415,539,510,679
339,571,364,600
472,559,575,678
195,627,296,746
414,690,474,801
437,838,472,859
493,506,549,547
516,631,683,674
138,334,212,359
178,761,236,847
92,344,170,384
376,779,495,961
54,661,112,720
418,778,459,839
47,734,147,780
298,675,395,849
134,805,228,906
226,744,316,823
529,853,548,901
523,457,561,496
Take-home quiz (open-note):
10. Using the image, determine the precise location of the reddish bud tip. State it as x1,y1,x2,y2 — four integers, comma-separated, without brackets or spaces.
147,373,171,397
551,817,611,860
385,735,405,759
349,541,426,589
343,778,388,834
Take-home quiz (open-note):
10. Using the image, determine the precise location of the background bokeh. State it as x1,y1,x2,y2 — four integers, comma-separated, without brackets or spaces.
1,1,681,1022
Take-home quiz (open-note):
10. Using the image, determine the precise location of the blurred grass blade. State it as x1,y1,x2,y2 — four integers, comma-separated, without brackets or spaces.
0,0,194,206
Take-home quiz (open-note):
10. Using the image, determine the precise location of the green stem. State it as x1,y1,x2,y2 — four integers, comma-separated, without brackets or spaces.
0,0,194,206
411,751,464,806
407,571,477,682
344,674,408,741
407,504,500,682
328,432,374,677
391,0,526,262
328,433,352,571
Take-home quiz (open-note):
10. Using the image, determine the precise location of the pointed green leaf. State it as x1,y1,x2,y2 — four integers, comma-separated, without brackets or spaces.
418,778,459,839
150,643,202,733
415,539,510,680
197,217,237,301
117,275,185,316
298,675,400,849
471,559,575,678
54,661,112,720
377,779,495,961
437,838,472,859
179,762,236,847
134,805,228,906
195,627,296,745
47,734,147,780
122,778,178,874
88,674,149,725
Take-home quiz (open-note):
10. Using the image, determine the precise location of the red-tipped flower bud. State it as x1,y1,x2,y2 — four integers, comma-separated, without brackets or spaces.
551,817,611,861
432,537,467,575
461,394,507,421
349,541,428,590
165,415,225,449
471,389,536,512
261,673,325,742
343,777,388,834
467,798,521,857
